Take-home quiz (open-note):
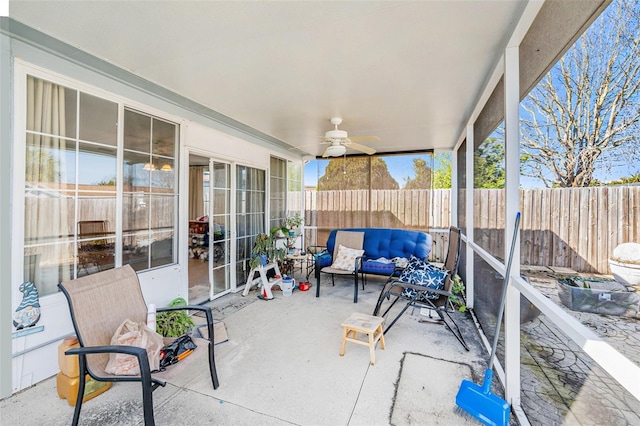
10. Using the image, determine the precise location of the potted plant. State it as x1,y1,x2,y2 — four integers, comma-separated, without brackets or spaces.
285,213,304,236
249,232,286,269
156,297,195,337
249,233,271,269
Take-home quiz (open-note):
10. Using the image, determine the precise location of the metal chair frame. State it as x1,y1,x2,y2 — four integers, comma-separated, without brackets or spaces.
372,226,469,351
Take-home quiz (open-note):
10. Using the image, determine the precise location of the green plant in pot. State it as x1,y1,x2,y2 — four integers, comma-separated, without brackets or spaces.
284,213,304,236
249,233,271,269
156,297,195,337
248,232,286,270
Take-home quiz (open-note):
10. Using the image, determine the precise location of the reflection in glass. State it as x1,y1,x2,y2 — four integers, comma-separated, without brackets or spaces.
24,192,75,244
25,136,75,187
124,109,151,153
123,151,151,191
78,142,117,189
77,197,116,232
79,92,117,146
151,195,175,229
24,242,74,296
151,157,175,192
123,193,150,233
151,231,174,268
77,236,115,277
152,119,176,157
212,162,228,187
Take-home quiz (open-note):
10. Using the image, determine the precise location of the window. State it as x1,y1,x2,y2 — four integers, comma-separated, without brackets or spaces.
235,165,265,285
23,75,179,296
122,109,178,271
269,156,286,232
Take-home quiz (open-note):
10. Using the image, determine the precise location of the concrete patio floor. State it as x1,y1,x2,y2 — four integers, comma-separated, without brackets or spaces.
0,275,491,425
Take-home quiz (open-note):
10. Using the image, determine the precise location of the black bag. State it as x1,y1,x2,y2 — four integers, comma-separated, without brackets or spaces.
159,334,197,369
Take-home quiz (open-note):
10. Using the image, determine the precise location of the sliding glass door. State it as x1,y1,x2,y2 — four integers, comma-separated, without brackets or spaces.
210,161,231,298
235,165,266,287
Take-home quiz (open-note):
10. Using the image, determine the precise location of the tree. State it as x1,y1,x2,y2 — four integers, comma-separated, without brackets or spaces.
475,137,505,189
609,173,640,186
317,157,398,190
520,0,640,188
433,153,452,189
25,146,60,184
403,158,432,189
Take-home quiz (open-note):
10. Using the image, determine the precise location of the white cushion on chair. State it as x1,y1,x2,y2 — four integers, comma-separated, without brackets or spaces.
331,244,365,272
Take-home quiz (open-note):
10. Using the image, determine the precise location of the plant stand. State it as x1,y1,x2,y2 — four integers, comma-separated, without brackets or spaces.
242,263,283,299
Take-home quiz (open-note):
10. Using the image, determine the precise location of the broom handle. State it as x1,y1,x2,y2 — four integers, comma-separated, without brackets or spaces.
488,212,521,371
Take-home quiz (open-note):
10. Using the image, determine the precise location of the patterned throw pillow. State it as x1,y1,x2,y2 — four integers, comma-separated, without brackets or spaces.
331,244,365,272
398,255,434,282
398,256,449,299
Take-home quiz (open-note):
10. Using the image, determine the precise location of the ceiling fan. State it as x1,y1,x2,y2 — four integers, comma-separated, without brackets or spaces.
321,117,380,157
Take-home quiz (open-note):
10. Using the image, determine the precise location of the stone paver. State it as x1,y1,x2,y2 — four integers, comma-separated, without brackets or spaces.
521,274,640,425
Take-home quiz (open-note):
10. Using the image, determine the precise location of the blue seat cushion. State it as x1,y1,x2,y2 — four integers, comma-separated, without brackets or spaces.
361,260,396,276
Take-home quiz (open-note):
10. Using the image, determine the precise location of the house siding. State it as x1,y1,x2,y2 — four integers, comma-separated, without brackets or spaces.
0,18,301,396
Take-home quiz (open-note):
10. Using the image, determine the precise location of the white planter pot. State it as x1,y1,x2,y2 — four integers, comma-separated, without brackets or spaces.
609,258,640,286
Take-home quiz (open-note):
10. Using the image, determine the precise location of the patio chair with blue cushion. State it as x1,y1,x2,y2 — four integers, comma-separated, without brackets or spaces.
372,226,468,350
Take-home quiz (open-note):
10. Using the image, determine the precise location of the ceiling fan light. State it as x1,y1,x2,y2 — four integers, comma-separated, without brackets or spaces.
325,129,348,139
326,144,346,157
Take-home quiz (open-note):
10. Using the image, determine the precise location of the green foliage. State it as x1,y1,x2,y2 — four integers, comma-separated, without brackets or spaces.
317,157,398,190
156,297,195,337
249,231,285,269
450,275,467,312
474,137,505,189
403,158,433,189
608,174,640,186
97,178,117,186
25,147,60,183
285,212,304,229
433,153,452,189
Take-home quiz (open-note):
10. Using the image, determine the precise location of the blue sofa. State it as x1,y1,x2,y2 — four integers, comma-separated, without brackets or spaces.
315,228,432,302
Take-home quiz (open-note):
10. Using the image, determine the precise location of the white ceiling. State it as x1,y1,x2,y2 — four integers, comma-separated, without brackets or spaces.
9,1,528,158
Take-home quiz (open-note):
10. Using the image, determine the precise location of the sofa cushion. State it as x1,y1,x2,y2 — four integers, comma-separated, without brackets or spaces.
326,228,431,261
361,259,396,275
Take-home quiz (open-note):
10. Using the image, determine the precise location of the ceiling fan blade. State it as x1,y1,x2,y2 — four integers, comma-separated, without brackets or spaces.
322,148,330,158
349,142,377,155
348,135,380,143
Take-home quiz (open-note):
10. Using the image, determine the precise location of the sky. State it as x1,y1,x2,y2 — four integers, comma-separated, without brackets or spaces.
304,152,639,190
304,155,429,188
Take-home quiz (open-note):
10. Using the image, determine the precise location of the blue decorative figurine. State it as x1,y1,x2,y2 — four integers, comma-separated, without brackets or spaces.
13,282,41,330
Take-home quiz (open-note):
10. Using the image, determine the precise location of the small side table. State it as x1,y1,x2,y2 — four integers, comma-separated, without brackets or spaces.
339,313,386,365
284,253,312,279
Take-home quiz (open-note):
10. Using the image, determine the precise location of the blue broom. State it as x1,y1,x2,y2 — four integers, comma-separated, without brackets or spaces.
455,212,521,426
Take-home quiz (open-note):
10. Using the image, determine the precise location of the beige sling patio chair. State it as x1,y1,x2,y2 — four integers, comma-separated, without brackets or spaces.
372,226,469,350
58,265,220,426
316,230,365,303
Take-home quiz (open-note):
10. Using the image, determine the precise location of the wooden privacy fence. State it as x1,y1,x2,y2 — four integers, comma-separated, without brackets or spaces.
304,186,640,274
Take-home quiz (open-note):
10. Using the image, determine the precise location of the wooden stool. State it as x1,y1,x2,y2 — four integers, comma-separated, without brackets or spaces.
340,313,386,365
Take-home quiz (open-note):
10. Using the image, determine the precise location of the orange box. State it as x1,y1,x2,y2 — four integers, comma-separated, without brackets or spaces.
58,336,80,378
56,372,111,406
